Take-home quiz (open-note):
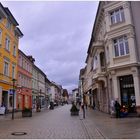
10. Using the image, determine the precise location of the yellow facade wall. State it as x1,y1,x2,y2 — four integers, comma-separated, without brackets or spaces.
0,17,19,91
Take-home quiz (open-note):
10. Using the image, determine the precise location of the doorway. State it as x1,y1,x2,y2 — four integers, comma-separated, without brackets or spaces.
2,91,8,107
119,75,136,113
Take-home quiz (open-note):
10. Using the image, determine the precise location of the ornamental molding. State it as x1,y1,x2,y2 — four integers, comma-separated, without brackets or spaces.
110,70,116,75
123,2,130,9
127,30,135,38
104,11,109,17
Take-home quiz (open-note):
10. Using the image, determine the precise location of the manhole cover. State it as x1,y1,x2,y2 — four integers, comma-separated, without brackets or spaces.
11,132,27,136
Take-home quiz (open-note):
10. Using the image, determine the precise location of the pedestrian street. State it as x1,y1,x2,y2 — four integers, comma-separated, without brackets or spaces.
0,104,140,139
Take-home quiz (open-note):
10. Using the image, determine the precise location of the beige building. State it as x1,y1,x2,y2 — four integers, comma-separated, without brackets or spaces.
81,1,140,115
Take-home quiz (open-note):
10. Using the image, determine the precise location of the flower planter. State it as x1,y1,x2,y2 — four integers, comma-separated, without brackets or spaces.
22,109,32,117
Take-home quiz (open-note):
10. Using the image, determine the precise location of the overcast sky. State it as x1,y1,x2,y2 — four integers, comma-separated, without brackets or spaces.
2,1,99,92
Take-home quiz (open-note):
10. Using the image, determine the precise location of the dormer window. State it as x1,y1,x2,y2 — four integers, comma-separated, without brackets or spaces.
110,7,125,25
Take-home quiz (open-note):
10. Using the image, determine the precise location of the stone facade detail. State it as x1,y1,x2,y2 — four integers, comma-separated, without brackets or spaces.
79,1,140,115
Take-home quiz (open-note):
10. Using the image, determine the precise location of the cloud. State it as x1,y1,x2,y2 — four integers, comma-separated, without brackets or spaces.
2,1,99,92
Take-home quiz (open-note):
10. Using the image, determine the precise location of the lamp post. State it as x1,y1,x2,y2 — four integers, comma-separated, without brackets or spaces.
12,78,16,120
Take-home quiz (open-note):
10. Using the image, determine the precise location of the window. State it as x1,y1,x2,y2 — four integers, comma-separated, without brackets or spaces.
12,64,16,79
110,7,125,24
0,29,2,45
6,20,11,30
100,52,105,67
0,16,3,22
93,55,98,70
13,45,16,56
114,36,129,57
4,61,9,76
5,37,10,51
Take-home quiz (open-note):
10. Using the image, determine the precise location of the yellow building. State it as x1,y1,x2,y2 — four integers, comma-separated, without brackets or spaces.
0,3,23,111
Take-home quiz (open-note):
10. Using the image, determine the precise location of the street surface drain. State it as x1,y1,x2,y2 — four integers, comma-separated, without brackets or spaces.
11,132,27,136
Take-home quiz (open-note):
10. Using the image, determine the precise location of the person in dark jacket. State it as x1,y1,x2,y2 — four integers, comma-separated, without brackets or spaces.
114,100,121,118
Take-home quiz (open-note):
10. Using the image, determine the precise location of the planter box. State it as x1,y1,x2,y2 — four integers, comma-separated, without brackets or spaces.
71,111,79,116
22,110,32,117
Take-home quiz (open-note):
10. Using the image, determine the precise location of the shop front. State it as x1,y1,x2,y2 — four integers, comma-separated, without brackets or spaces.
119,75,136,113
17,87,32,110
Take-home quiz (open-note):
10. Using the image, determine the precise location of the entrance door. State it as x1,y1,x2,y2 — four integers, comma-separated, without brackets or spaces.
2,91,8,107
119,75,136,113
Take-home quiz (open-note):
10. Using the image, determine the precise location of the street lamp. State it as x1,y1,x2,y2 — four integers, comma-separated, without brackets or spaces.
12,78,16,120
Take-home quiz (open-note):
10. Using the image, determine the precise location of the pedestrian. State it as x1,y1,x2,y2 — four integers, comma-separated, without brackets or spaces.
114,100,121,118
110,99,115,118
81,103,85,119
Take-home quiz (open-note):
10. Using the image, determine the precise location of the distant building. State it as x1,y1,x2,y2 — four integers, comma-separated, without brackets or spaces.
62,89,69,103
50,81,62,104
72,88,79,103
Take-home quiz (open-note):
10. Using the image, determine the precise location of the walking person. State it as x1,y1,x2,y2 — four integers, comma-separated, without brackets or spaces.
110,99,115,118
114,100,121,118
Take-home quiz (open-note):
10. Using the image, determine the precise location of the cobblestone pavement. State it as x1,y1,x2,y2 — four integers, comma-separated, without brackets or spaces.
0,105,104,139
82,107,140,139
0,105,140,139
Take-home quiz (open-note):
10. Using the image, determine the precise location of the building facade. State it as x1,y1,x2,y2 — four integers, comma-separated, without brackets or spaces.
38,68,46,109
45,77,51,107
17,50,32,110
72,88,79,104
50,82,62,104
32,64,39,110
81,1,140,115
0,3,23,111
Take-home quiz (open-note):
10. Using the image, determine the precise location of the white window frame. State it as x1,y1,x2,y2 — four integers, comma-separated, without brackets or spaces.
12,64,16,79
5,36,10,52
113,36,129,57
110,7,125,25
93,55,98,70
4,60,9,76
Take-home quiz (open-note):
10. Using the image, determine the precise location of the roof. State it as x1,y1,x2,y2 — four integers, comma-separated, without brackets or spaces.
85,2,101,63
18,49,34,64
15,27,24,37
4,7,19,26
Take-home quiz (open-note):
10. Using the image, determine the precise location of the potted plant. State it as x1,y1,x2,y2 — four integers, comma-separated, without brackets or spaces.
22,107,32,117
70,102,79,116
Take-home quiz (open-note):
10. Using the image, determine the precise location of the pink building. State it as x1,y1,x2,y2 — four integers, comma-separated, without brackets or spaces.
17,50,34,110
